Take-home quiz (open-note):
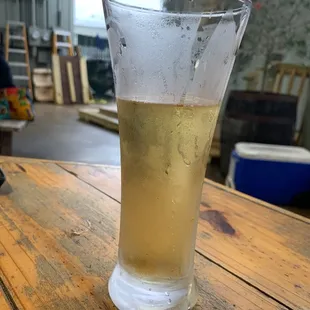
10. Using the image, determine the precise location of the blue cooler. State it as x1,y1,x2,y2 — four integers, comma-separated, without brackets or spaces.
226,143,310,205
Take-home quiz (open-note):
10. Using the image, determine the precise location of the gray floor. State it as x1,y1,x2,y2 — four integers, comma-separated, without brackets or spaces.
13,103,121,165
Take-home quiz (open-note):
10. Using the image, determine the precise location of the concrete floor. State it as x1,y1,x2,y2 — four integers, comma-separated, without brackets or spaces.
13,103,121,165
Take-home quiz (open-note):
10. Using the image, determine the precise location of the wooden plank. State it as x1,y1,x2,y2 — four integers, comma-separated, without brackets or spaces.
0,293,10,310
0,161,287,309
206,179,310,223
22,24,33,98
0,267,24,310
59,164,310,310
67,35,74,56
80,58,90,104
52,33,57,55
99,104,118,118
52,55,63,105
60,164,122,202
66,62,77,103
197,182,310,310
79,108,119,132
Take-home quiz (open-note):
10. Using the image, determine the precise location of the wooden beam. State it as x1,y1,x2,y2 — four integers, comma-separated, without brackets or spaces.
66,62,76,103
5,24,9,61
80,58,90,104
52,55,63,105
22,24,33,98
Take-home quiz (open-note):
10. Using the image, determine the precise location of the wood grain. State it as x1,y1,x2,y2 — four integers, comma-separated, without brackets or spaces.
60,164,310,310
52,55,63,105
80,58,90,104
66,62,76,103
0,299,9,310
0,160,287,309
0,293,10,310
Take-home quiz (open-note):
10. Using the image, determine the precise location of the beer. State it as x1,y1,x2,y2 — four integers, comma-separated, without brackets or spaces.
117,98,219,281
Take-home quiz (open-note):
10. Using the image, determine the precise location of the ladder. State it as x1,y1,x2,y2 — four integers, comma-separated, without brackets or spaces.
52,29,74,56
5,21,33,96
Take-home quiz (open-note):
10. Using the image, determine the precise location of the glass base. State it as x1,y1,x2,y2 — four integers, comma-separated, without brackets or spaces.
109,264,198,309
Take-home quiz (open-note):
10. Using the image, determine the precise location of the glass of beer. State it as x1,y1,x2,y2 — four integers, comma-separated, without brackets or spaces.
103,0,251,308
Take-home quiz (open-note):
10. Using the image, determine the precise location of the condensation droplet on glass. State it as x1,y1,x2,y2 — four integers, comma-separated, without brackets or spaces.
194,60,200,69
165,292,169,296
168,299,172,304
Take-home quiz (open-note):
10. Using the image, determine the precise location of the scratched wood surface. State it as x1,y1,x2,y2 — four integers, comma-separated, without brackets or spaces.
0,158,306,309
60,163,310,310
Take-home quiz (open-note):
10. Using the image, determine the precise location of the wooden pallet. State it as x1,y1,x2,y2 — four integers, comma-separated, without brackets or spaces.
79,107,119,132
99,104,118,118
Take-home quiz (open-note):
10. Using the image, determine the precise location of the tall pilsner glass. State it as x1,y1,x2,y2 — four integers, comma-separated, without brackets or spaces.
103,0,251,308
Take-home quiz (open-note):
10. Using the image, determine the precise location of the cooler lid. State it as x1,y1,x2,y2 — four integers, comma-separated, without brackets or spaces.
235,143,310,163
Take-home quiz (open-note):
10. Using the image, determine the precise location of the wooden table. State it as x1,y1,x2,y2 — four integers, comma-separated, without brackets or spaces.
0,157,309,310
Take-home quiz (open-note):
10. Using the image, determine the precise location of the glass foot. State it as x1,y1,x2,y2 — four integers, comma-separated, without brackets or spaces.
109,264,198,309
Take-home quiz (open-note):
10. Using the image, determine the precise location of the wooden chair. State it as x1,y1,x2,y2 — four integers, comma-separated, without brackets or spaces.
272,63,310,144
272,63,310,97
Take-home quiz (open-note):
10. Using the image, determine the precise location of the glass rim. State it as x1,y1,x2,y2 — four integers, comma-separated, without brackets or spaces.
107,0,252,18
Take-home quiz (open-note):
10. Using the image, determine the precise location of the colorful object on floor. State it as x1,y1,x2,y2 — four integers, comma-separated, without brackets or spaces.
226,143,310,205
0,87,34,121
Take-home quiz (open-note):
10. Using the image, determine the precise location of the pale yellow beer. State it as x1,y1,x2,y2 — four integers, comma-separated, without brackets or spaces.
117,98,219,281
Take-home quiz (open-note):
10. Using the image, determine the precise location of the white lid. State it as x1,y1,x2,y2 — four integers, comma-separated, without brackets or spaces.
235,143,310,163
